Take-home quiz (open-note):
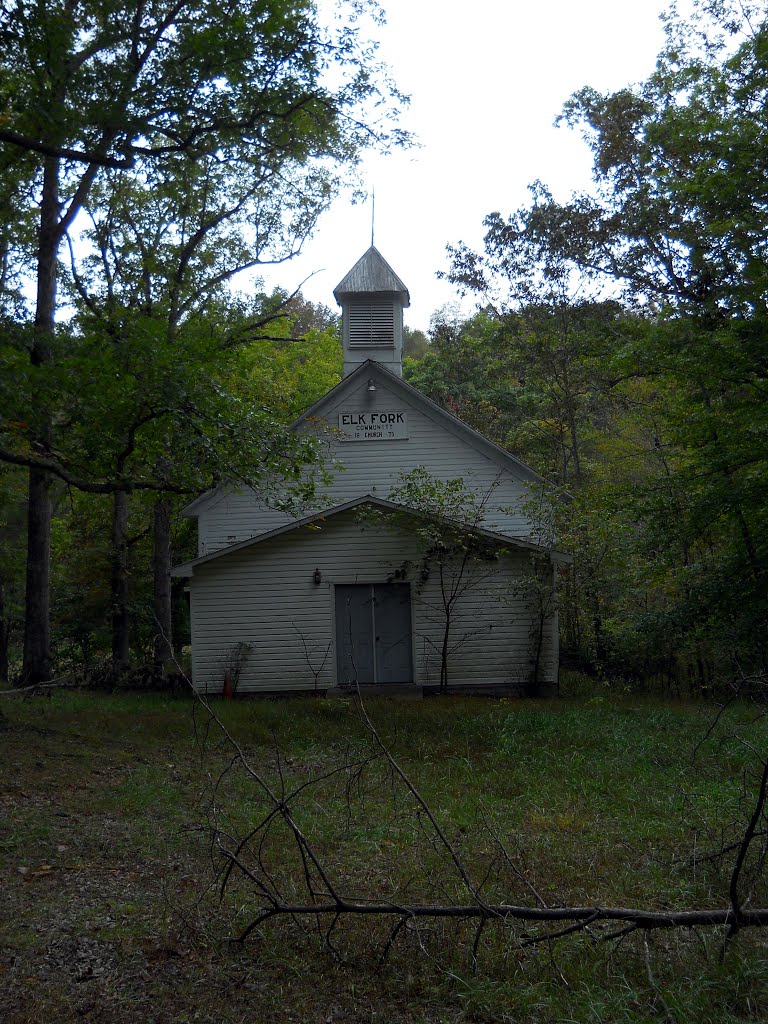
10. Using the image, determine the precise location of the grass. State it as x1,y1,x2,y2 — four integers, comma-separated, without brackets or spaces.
1,690,767,1022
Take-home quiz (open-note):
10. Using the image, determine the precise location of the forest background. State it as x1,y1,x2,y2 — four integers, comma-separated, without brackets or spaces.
0,0,766,695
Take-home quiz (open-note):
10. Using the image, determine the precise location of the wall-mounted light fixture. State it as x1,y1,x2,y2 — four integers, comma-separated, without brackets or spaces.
313,568,322,585
367,379,377,392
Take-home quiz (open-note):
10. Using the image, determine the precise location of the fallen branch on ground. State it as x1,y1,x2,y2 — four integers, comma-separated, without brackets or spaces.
234,896,768,945
164,638,768,960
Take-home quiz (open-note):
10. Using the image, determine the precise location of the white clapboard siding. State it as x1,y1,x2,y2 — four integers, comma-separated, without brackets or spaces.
195,491,294,556
196,372,534,556
190,508,555,694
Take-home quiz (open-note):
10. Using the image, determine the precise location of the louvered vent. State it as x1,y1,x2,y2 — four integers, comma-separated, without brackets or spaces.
348,301,395,348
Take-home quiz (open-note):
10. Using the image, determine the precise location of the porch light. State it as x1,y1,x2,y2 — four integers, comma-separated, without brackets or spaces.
313,568,322,585
367,379,377,392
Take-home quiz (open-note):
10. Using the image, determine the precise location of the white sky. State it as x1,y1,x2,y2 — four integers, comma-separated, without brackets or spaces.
260,0,673,331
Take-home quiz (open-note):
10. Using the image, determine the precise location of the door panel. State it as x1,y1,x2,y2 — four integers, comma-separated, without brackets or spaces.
335,585,375,684
374,584,413,683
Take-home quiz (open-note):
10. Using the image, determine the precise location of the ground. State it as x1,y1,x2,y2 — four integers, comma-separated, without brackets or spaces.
1,690,767,1023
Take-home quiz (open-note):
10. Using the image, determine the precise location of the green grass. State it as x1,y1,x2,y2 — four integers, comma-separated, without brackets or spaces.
1,690,767,1022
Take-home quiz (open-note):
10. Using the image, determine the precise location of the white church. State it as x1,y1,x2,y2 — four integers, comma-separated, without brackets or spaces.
173,248,565,696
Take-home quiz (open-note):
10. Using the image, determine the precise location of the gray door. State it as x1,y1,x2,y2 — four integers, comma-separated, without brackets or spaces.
335,583,412,685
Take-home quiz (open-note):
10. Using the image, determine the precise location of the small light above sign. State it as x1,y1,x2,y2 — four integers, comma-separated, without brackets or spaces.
338,410,409,441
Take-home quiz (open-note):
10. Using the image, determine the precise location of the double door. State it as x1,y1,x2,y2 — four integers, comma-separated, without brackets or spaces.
335,583,413,685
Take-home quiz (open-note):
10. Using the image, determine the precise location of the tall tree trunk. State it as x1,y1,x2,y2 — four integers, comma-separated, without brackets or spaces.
152,498,173,678
526,560,556,697
440,615,451,693
22,155,59,685
528,612,545,696
0,579,11,682
21,469,52,684
111,490,130,676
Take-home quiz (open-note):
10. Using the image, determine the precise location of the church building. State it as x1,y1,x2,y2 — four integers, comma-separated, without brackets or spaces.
173,248,565,696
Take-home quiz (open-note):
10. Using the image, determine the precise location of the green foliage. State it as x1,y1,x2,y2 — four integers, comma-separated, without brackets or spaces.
405,309,516,442
439,1,768,687
0,0,408,677
402,324,429,359
240,312,342,421
379,466,511,581
0,0,405,213
388,465,488,527
365,468,533,692
0,276,342,672
406,303,634,487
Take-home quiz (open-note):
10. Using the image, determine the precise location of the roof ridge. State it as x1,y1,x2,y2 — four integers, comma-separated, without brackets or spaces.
293,360,545,485
172,493,566,576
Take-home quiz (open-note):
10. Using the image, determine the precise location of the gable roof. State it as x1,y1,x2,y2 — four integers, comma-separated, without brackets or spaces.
172,494,569,577
293,359,545,485
180,487,223,517
180,355,551,520
333,246,410,306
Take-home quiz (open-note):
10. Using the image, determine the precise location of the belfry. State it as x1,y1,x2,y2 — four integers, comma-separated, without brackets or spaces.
333,246,410,377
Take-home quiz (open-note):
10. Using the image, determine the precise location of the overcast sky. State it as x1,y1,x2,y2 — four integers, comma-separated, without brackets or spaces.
259,0,674,331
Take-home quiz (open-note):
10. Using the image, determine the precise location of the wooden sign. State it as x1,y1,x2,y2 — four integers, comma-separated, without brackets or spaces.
338,410,409,441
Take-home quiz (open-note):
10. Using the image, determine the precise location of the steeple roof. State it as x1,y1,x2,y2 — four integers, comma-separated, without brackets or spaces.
333,246,410,307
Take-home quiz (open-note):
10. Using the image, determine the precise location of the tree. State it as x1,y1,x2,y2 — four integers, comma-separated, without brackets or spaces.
407,302,633,489
402,324,429,360
0,466,25,680
0,0,406,682
404,309,517,444
280,293,339,338
442,0,768,684
361,467,557,694
64,155,342,677
386,469,503,693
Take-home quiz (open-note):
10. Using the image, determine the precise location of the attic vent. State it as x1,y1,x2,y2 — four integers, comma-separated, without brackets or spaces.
348,300,395,348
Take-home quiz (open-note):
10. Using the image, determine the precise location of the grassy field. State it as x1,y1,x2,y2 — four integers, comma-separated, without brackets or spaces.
1,689,767,1023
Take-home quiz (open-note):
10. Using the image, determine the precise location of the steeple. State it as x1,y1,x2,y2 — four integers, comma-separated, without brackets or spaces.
333,246,410,378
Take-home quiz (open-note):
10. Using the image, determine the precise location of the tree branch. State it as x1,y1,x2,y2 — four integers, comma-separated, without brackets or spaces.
0,129,134,169
0,447,194,495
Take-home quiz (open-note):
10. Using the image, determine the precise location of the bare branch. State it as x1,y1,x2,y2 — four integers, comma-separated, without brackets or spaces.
0,128,133,168
0,447,194,495
156,629,768,961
